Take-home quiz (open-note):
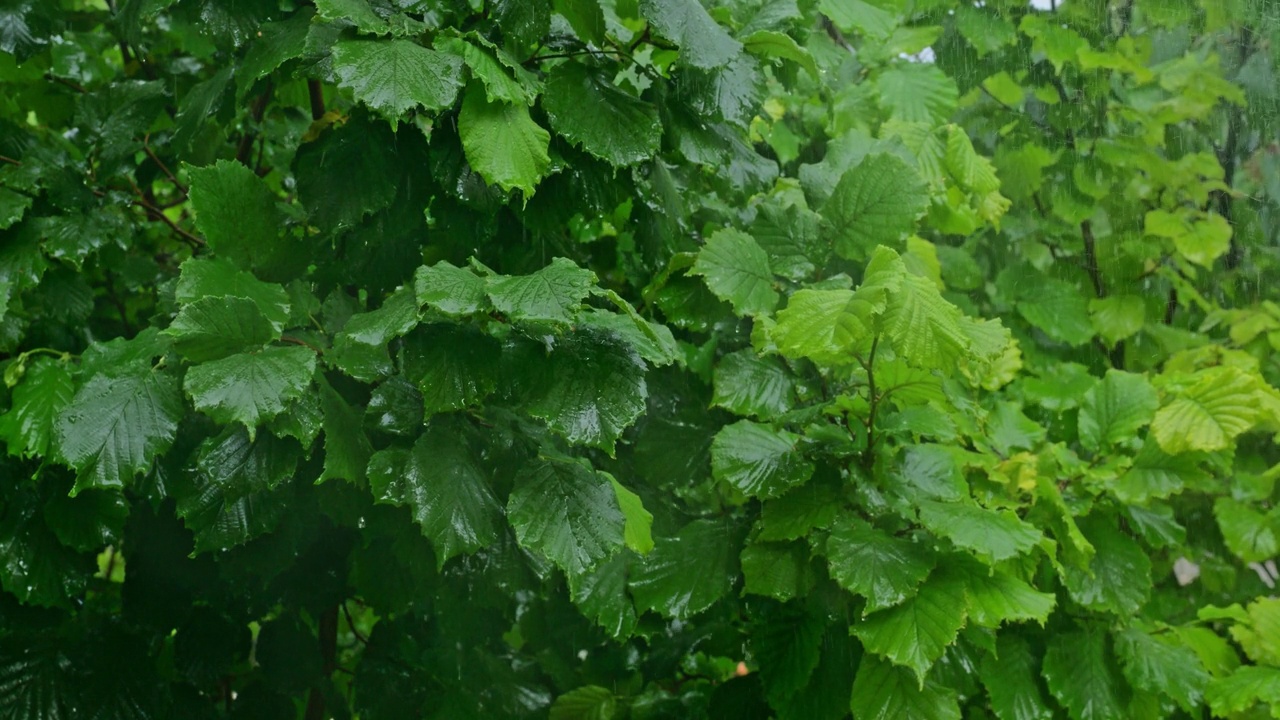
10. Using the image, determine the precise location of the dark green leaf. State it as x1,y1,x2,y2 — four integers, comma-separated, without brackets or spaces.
639,0,742,69
630,519,737,619
184,346,317,439
542,62,661,167
166,296,278,362
711,420,814,499
333,39,464,120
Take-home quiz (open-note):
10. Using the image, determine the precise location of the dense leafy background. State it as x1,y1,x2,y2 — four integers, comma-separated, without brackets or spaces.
2,0,1280,718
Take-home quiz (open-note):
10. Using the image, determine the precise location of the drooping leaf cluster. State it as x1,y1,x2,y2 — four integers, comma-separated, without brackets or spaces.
2,0,1280,718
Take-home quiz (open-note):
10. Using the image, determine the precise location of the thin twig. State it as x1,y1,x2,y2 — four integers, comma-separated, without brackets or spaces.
143,136,187,194
342,601,369,646
128,186,205,248
0,155,20,166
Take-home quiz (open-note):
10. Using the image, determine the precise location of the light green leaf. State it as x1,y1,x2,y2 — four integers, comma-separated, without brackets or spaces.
979,634,1054,720
553,0,606,44
852,573,968,682
487,257,596,324
824,516,934,614
175,258,291,332
610,478,653,555
711,420,813,499
823,153,929,260
1214,497,1280,563
333,39,464,120
916,500,1043,564
638,0,742,69
55,368,184,494
458,81,551,197
549,685,616,720
711,350,794,420
367,430,502,567
508,459,625,578
690,228,778,316
414,261,488,317
876,64,958,125
954,5,1017,57
1111,438,1207,503
1151,366,1260,454
1042,628,1128,720
1205,666,1280,717
1061,515,1150,616
314,0,390,34
1077,369,1159,452
0,357,75,459
894,444,965,503
849,655,960,720
1115,627,1210,713
1089,295,1146,346
509,331,647,453
575,307,681,367
770,288,872,365
185,346,316,439
629,519,737,619
542,62,661,167
1019,15,1089,73
165,296,277,363
879,274,972,371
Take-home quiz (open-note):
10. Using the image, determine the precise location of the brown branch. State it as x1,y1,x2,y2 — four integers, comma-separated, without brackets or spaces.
44,74,87,94
1080,220,1106,299
237,80,274,166
342,601,369,646
304,606,339,720
308,79,325,121
1164,288,1178,324
142,136,187,195
0,155,21,166
128,185,205,248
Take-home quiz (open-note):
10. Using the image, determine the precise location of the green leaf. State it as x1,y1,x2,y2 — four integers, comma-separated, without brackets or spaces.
824,516,934,614
508,459,625,578
1015,278,1094,347
849,655,960,720
175,257,291,333
185,346,317,439
552,0,605,44
186,160,288,274
690,228,778,316
328,286,420,382
332,39,464,120
365,376,424,437
943,558,1054,627
752,604,823,704
979,634,1054,720
314,0,391,35
711,420,814,499
638,0,742,69
630,519,737,619
1042,627,1128,720
823,153,929,261
610,478,653,555
1077,369,1159,452
486,257,596,324
1089,295,1145,346
1214,497,1280,563
757,481,840,543
549,685,616,720
750,196,824,282
894,444,965,503
55,368,184,494
1151,366,1260,454
1205,666,1280,718
820,0,896,40
414,261,488,317
293,114,399,232
238,8,314,97
436,35,531,105
509,331,647,453
570,553,637,639
0,640,80,717
0,357,75,458
740,540,812,601
458,81,551,197
165,296,278,363
711,350,795,420
0,489,91,608
318,377,373,483
1111,438,1207,503
742,30,818,78
367,430,502,567
576,307,681,368
401,324,501,415
541,62,661,167
853,572,968,682
916,500,1042,564
1061,515,1151,616
1114,627,1209,713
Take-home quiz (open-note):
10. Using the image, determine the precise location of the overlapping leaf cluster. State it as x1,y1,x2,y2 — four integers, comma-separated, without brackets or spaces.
2,0,1280,718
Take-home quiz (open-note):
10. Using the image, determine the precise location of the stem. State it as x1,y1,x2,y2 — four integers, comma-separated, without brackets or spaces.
304,606,339,720
859,337,880,471
237,80,274,166
1164,287,1178,324
142,136,187,195
308,79,325,121
0,155,20,166
1080,220,1106,299
342,601,369,646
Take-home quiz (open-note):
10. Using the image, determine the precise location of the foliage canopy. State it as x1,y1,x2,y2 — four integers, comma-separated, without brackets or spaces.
2,0,1280,718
